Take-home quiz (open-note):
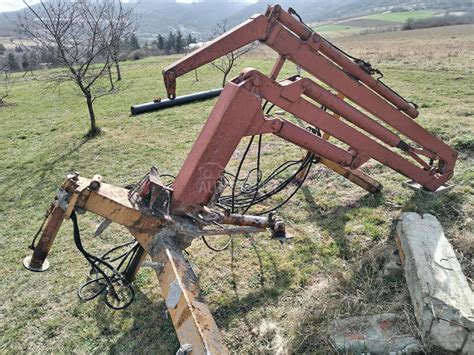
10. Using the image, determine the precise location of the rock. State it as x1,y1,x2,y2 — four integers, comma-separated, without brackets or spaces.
329,313,421,353
396,212,474,353
383,246,403,280
257,320,286,354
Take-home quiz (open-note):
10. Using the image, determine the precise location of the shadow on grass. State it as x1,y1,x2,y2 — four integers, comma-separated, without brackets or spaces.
212,236,293,331
287,247,411,353
401,189,466,230
0,136,93,213
2,136,96,196
287,187,466,353
93,286,179,353
89,235,293,352
300,185,384,259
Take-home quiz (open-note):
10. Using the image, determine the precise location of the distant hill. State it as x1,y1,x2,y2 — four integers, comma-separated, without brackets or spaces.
1,0,472,42
224,0,357,27
135,0,250,40
131,0,474,40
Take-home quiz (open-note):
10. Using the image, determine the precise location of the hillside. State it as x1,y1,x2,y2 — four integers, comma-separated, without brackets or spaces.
314,10,437,37
135,0,249,40
1,0,472,41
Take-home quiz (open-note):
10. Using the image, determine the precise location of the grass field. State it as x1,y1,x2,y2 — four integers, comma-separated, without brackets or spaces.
316,10,436,36
1,24,473,353
362,10,435,22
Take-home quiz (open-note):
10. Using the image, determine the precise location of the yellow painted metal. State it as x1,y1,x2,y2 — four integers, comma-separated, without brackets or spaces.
146,231,229,354
32,170,376,353
70,176,228,353
318,157,382,193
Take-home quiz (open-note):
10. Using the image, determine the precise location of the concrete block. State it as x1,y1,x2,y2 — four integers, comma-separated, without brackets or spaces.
329,313,421,353
396,212,474,353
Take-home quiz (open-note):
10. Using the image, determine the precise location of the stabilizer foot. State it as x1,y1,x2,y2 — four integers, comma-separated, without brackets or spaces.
403,180,454,195
23,256,50,272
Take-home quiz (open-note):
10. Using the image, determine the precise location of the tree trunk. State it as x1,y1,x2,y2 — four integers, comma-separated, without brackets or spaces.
85,94,99,137
222,70,230,87
108,65,115,91
115,60,122,81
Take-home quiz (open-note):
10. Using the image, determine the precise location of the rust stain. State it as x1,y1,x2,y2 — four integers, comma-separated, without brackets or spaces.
176,306,192,328
378,319,393,333
345,331,365,341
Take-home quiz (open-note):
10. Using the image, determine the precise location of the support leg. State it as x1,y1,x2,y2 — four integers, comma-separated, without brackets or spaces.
23,205,66,272
123,245,147,283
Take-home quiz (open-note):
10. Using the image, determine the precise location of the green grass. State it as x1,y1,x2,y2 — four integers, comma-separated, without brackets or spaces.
315,24,361,33
316,10,436,35
360,10,436,23
1,25,473,353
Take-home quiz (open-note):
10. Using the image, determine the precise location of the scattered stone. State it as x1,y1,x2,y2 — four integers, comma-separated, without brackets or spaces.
383,245,403,280
329,313,421,353
257,319,286,354
396,212,474,353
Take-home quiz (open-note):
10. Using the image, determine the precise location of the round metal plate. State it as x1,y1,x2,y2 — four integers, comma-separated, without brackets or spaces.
22,256,50,272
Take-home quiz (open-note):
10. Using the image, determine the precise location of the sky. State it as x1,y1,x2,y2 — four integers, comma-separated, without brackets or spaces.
0,0,258,13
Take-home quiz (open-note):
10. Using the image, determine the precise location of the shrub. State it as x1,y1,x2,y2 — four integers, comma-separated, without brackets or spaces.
127,49,145,61
402,13,474,30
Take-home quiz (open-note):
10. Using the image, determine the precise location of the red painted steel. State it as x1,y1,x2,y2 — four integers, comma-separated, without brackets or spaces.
275,6,419,118
239,71,450,189
171,82,263,212
264,22,455,166
163,4,457,212
279,77,401,147
162,6,455,167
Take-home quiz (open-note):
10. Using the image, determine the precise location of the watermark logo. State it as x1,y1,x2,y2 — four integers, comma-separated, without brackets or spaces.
198,162,225,194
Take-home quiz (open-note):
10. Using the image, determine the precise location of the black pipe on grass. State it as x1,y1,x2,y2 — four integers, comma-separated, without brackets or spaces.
131,88,222,115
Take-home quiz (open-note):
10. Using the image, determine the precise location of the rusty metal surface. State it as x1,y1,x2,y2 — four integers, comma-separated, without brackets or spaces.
319,157,383,194
148,229,229,354
275,6,419,118
24,171,284,353
169,64,454,211
27,202,66,270
162,4,419,119
27,173,271,352
162,4,457,199
241,70,454,191
170,83,264,212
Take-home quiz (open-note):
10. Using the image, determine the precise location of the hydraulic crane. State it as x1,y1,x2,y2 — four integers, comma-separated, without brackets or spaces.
23,5,457,354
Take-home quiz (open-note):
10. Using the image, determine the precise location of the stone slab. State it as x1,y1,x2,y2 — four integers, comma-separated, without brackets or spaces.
396,212,474,353
329,313,421,353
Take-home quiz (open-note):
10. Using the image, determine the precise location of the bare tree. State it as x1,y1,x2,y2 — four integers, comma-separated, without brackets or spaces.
17,0,123,136
210,20,256,87
0,69,14,106
105,1,136,83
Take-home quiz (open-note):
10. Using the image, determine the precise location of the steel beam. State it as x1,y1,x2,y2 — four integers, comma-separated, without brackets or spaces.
147,229,229,354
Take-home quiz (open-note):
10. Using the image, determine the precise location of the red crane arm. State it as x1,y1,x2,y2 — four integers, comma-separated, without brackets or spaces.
161,5,458,213
163,5,418,117
170,70,456,212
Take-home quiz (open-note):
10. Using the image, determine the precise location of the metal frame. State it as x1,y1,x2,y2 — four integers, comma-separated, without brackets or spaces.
23,4,458,354
24,174,283,354
163,4,457,199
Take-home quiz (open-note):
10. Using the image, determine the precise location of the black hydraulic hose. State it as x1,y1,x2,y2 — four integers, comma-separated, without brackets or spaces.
70,211,135,310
